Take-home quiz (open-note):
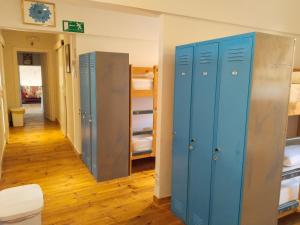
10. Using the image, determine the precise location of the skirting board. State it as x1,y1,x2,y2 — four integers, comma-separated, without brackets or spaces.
66,138,81,158
153,195,171,206
0,141,6,180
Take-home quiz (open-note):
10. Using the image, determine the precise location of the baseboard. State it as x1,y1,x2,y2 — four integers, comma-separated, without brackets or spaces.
0,140,6,180
66,137,81,158
153,195,171,206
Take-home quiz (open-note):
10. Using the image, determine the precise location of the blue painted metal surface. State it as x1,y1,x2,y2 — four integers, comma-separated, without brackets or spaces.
172,33,255,225
210,37,253,225
187,43,219,225
89,52,98,178
171,46,194,223
79,54,92,171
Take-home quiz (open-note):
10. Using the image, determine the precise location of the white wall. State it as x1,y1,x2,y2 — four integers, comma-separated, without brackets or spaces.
55,34,79,151
0,30,8,179
0,0,159,41
91,0,300,35
155,14,300,198
77,35,158,66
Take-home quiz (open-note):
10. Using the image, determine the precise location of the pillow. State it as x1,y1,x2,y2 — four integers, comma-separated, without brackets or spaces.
284,145,300,166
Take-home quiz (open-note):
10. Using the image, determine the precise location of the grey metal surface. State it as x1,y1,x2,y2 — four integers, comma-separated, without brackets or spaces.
240,33,295,225
95,51,129,181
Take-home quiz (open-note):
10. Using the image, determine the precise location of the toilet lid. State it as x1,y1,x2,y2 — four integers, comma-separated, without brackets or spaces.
0,184,44,222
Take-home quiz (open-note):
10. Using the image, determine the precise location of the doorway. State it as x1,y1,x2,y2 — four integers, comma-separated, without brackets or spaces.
18,52,44,117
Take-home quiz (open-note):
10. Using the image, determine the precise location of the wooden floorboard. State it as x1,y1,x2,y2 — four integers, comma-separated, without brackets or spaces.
0,114,182,225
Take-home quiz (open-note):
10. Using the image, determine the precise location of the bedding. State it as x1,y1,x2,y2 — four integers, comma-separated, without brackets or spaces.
283,164,300,172
132,78,153,90
132,135,153,153
283,145,300,167
279,177,300,205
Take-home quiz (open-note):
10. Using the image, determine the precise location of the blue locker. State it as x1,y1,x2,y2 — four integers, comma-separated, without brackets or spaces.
209,37,253,225
172,33,295,225
89,52,98,178
172,45,194,222
79,51,129,182
172,35,253,225
79,54,92,171
187,43,219,225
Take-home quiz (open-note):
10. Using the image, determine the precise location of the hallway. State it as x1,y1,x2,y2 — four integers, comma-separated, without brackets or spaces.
0,115,181,225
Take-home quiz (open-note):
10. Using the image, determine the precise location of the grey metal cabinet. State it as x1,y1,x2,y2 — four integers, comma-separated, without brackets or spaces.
79,51,129,182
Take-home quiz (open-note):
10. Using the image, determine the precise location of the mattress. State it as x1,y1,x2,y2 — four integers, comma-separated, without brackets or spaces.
132,135,153,152
284,145,300,166
132,78,153,90
283,164,300,172
279,177,300,205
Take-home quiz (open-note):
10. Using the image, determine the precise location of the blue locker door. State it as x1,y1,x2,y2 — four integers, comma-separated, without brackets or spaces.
188,43,219,225
210,37,253,225
89,53,98,178
79,54,92,171
171,46,194,223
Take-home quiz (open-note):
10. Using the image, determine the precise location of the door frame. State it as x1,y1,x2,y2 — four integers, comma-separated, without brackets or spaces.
13,47,56,121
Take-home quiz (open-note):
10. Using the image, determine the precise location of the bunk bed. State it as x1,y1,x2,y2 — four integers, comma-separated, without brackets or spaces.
130,66,158,164
279,69,300,218
279,137,300,218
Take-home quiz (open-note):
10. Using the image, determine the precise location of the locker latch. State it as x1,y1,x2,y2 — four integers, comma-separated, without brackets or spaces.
188,138,196,151
213,148,221,161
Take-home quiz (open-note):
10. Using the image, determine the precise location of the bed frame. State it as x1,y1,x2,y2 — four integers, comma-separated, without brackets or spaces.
129,65,158,173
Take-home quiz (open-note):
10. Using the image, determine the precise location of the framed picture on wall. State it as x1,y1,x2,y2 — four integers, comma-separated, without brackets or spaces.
22,0,56,27
65,44,71,73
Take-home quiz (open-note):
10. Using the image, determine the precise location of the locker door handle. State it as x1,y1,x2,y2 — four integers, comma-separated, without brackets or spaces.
214,148,221,153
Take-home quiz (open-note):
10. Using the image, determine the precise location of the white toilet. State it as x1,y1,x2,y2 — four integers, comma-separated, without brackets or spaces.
0,184,44,225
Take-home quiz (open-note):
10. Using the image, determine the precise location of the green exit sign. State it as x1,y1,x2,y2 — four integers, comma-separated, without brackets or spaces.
63,20,84,33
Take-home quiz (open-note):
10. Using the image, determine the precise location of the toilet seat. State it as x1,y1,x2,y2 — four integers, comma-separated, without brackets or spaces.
0,184,43,222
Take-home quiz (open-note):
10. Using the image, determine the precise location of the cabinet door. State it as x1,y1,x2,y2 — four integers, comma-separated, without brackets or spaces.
188,43,219,225
210,37,253,225
79,54,92,171
171,46,194,222
89,53,98,178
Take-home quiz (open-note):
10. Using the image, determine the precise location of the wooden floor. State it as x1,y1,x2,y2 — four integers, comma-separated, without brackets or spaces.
0,115,182,225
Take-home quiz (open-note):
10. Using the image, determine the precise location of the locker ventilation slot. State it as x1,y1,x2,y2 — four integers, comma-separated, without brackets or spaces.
178,55,191,65
227,48,246,62
199,51,214,64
